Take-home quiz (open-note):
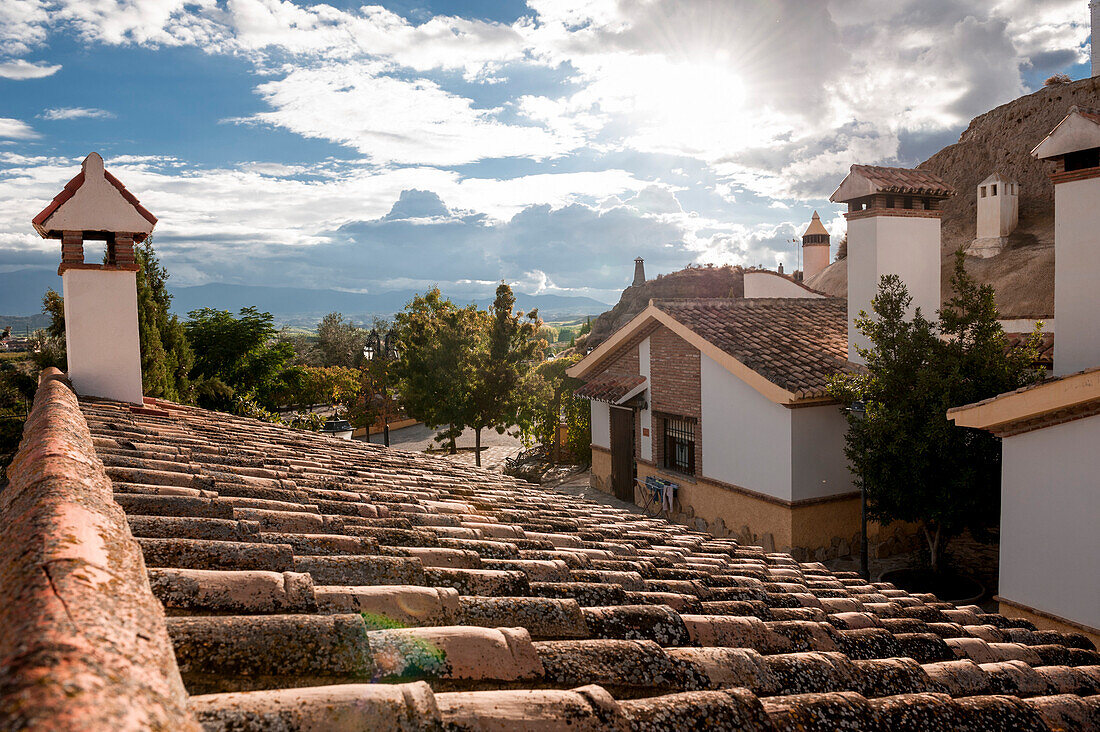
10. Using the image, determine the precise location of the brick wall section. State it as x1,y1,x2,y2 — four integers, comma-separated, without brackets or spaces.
0,368,199,730
649,325,702,476
600,340,640,382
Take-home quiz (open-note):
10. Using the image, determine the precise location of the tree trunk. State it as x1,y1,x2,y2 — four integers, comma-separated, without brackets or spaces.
449,432,457,455
922,524,942,573
475,428,482,467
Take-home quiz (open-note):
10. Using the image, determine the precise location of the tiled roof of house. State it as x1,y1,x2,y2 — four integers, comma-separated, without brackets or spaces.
654,298,852,399
844,165,957,197
575,374,647,403
4,370,1100,730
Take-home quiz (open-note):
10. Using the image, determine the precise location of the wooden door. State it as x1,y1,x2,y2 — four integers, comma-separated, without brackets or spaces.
609,406,635,501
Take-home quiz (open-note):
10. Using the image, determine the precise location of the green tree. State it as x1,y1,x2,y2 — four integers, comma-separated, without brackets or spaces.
315,313,369,368
29,290,67,371
185,306,297,410
514,353,583,461
465,283,545,466
300,366,361,410
135,238,193,401
392,288,482,454
827,254,1041,572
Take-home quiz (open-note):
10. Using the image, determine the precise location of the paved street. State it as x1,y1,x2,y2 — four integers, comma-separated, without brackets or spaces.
360,422,524,451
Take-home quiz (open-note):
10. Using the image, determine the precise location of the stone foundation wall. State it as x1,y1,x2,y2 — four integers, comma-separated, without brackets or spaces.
633,460,920,561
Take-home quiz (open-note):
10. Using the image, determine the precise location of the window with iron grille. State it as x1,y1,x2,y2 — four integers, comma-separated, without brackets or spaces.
662,417,695,475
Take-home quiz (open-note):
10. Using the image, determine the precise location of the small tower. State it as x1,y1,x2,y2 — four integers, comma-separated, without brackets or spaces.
32,152,156,404
801,211,831,280
632,257,646,287
830,165,955,364
1032,105,1100,375
968,173,1019,258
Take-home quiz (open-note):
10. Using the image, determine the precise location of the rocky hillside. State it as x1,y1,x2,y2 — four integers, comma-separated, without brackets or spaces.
584,265,744,348
807,76,1100,318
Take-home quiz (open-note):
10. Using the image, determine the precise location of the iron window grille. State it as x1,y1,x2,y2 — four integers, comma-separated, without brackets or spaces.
663,417,695,475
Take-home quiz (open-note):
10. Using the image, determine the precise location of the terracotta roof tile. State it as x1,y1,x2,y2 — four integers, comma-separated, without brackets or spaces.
2,373,1098,729
849,164,957,196
653,298,851,398
574,373,646,402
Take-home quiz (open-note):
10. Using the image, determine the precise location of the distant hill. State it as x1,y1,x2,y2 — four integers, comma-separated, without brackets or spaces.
0,269,609,328
0,313,51,337
168,283,609,325
807,76,1100,318
0,269,58,316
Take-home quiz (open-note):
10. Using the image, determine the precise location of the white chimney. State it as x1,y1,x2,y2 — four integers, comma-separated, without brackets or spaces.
830,165,955,364
1032,105,1100,375
1093,2,1100,77
801,211,831,280
31,152,156,404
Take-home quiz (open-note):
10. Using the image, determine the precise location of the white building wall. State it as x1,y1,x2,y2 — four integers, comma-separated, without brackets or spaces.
1093,1,1100,77
847,215,941,364
62,269,143,404
802,244,831,281
790,404,856,501
700,353,793,501
638,336,653,462
590,400,610,450
744,271,824,299
999,415,1100,631
1053,177,1100,375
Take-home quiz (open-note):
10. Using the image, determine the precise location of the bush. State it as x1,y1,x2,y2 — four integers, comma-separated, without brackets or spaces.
1044,73,1072,87
195,377,236,412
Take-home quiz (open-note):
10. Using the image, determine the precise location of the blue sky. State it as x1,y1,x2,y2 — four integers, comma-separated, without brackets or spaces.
0,0,1092,303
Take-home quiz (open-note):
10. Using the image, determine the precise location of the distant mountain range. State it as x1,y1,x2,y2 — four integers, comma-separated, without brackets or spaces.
0,269,610,328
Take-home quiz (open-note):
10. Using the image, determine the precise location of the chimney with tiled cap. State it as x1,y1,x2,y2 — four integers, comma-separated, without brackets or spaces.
1032,105,1100,374
31,152,156,404
632,256,646,287
830,164,955,364
801,211,831,280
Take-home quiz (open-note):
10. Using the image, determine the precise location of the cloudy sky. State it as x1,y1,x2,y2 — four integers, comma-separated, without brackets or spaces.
0,1,1092,303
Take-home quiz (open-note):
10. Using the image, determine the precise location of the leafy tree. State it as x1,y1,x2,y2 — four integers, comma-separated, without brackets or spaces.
392,288,482,454
579,317,591,335
465,283,545,466
301,366,361,410
315,313,369,368
135,238,193,401
29,290,67,371
514,354,583,461
563,391,592,463
827,254,1041,572
185,306,296,409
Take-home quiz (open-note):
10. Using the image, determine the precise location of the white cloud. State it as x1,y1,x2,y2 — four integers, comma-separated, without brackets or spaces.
0,59,60,79
0,118,38,140
40,107,115,120
0,1,50,57
244,62,578,166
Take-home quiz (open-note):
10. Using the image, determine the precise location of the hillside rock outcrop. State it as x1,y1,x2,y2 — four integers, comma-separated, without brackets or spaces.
584,265,744,348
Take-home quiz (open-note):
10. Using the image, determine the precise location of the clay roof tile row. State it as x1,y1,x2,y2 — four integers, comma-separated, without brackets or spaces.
2,375,1098,731
652,298,852,399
